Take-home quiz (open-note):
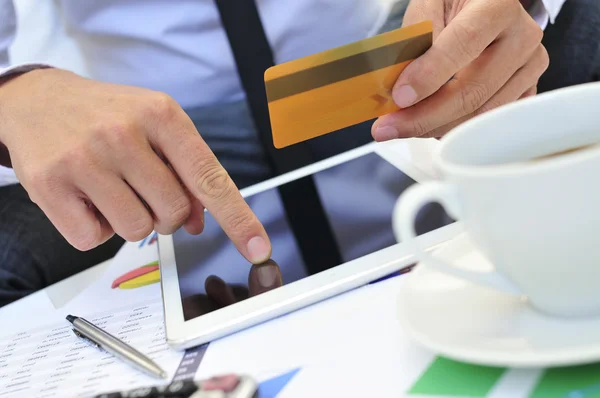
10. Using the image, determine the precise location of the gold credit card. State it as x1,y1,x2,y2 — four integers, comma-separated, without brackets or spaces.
265,21,433,149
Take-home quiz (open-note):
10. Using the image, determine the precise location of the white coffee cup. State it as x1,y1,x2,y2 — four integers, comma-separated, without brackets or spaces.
393,82,600,318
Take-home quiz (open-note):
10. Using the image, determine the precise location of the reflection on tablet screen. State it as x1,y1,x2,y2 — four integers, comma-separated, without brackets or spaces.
174,152,415,321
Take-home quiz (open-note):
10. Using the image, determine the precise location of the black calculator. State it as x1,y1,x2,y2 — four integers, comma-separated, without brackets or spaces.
93,374,258,398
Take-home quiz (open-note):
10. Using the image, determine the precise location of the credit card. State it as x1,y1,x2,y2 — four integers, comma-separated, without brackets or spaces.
265,20,433,149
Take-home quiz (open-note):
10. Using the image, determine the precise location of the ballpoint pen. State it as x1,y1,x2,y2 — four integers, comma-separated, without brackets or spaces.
66,314,168,379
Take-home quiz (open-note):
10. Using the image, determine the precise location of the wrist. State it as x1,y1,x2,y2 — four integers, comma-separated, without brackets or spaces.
0,68,56,162
0,74,22,167
0,71,35,166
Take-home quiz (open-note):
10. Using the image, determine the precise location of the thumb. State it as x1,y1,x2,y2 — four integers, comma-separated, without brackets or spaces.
371,0,447,141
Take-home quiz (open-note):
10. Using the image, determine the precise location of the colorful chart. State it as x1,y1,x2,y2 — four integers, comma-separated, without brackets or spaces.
259,368,301,397
112,261,160,289
409,357,600,397
138,231,158,248
530,364,600,398
409,357,504,397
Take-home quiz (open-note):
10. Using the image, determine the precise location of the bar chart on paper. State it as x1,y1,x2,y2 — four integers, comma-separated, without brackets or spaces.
407,357,600,398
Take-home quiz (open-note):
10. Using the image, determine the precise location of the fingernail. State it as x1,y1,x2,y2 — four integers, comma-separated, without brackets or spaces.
257,264,278,287
393,85,418,108
373,126,399,141
247,236,270,263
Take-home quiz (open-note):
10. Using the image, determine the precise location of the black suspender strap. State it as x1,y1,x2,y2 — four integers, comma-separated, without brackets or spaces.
214,0,343,274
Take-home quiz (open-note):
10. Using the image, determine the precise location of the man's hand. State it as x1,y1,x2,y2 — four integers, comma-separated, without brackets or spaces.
372,0,549,140
0,68,271,263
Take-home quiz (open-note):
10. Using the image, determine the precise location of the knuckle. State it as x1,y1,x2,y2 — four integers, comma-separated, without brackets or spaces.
20,166,50,192
408,59,439,91
40,143,95,181
194,162,233,200
529,87,538,97
223,210,255,236
450,22,482,61
494,0,522,21
20,166,60,203
160,195,192,233
536,45,550,74
124,215,154,242
425,125,450,139
146,92,178,122
98,120,139,152
506,0,523,18
62,145,96,173
459,82,489,115
521,87,537,99
520,18,544,50
477,100,501,116
530,22,544,45
518,7,544,46
72,228,100,251
409,117,431,137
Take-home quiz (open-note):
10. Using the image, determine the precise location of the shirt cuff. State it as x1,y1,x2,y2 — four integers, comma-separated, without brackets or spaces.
0,167,18,186
0,63,52,79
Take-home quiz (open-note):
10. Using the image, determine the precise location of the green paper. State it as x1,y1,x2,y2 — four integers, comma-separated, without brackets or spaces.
529,363,600,398
409,357,506,397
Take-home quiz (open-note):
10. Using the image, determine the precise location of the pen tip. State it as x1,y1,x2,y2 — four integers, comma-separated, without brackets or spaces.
66,315,76,323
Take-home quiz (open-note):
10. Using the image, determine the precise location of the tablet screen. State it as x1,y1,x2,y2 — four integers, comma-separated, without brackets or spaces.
172,151,433,321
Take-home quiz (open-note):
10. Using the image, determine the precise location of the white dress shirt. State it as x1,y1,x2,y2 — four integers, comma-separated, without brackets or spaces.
0,0,566,187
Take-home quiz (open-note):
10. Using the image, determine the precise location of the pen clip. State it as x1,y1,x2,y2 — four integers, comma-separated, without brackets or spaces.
72,328,101,349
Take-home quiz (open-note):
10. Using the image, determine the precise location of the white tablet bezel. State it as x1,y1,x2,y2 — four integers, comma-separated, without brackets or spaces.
158,141,460,350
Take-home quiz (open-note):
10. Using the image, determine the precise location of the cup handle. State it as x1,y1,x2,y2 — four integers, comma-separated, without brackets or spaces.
393,182,521,295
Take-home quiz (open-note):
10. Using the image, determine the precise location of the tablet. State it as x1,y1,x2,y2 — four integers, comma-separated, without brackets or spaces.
158,142,457,350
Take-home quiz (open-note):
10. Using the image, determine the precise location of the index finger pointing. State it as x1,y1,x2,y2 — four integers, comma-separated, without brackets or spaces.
393,0,517,108
145,94,272,264
190,156,271,260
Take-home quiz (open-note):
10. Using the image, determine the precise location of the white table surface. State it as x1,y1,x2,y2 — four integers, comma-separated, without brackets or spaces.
44,259,112,309
0,222,483,398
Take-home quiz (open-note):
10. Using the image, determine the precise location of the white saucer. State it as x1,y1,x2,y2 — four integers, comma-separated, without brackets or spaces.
397,233,600,368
